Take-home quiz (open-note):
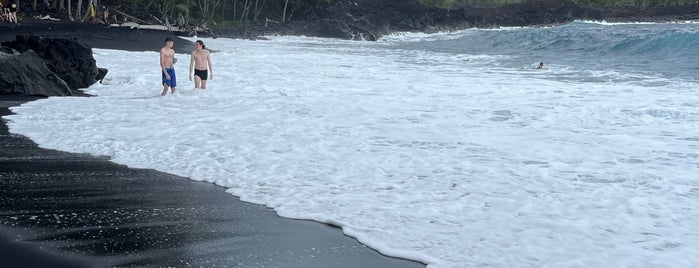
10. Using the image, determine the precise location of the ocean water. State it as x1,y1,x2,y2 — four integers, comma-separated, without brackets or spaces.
5,21,699,267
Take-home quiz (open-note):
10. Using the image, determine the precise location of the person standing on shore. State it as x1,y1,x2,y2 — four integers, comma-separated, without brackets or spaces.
165,16,172,32
160,37,177,96
8,3,17,24
88,1,96,23
188,40,213,89
102,6,109,24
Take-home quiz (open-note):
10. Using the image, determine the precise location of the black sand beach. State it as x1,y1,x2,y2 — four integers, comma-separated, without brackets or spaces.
0,21,425,268
0,19,194,54
0,99,424,268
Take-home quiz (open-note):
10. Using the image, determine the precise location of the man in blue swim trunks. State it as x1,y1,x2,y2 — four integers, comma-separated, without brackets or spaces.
160,37,177,96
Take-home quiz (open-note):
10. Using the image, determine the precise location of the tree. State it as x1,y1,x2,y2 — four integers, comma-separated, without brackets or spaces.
196,0,224,24
67,0,73,20
282,0,289,22
239,0,253,23
253,0,267,21
76,0,83,21
174,3,190,26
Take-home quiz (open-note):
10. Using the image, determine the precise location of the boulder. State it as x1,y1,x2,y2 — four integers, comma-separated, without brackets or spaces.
1,35,101,91
96,68,109,83
0,49,73,96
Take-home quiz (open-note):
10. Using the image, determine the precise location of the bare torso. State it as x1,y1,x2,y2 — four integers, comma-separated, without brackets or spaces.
160,47,175,69
191,49,210,70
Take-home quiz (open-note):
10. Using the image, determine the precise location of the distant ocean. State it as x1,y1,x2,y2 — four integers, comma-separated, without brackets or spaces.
6,20,699,267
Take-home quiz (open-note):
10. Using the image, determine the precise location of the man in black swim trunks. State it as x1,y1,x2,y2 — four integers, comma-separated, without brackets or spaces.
188,40,213,89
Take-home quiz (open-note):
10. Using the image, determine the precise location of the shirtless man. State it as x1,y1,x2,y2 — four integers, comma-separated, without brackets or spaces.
160,37,177,96
188,40,213,89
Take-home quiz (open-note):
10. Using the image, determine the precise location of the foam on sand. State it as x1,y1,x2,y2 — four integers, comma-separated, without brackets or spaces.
6,33,699,267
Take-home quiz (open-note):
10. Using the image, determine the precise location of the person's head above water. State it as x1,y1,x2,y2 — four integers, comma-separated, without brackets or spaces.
164,37,174,48
196,40,206,50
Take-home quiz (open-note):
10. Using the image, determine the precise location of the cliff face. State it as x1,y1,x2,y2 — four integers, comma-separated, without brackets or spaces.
592,3,699,21
231,0,699,40
275,0,597,40
307,0,451,40
254,0,446,41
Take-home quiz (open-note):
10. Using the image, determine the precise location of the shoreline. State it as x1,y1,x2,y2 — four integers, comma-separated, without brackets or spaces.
4,2,698,45
0,8,696,267
0,95,425,267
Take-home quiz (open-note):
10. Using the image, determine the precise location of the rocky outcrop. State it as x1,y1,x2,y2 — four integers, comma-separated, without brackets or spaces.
0,35,107,96
593,3,699,21
258,0,598,40
271,0,451,41
310,0,446,40
248,0,698,41
456,1,601,27
0,49,73,96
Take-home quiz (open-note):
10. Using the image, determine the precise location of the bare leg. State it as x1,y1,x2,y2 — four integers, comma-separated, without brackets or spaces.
194,75,202,89
161,84,169,96
171,87,176,94
201,79,207,89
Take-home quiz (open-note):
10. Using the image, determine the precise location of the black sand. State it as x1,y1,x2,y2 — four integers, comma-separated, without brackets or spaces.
0,19,194,54
0,97,425,268
0,20,425,268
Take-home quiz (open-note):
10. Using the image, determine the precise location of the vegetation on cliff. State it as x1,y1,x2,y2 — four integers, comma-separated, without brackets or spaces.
17,0,699,33
22,0,327,27
419,0,699,8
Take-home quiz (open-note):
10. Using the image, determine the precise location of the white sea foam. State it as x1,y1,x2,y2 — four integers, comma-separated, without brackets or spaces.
580,19,699,25
380,26,538,44
380,29,477,43
577,20,659,26
573,19,699,26
5,33,699,268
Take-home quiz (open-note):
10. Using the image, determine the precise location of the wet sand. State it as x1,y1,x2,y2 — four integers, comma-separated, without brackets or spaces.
0,19,425,267
0,96,424,267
